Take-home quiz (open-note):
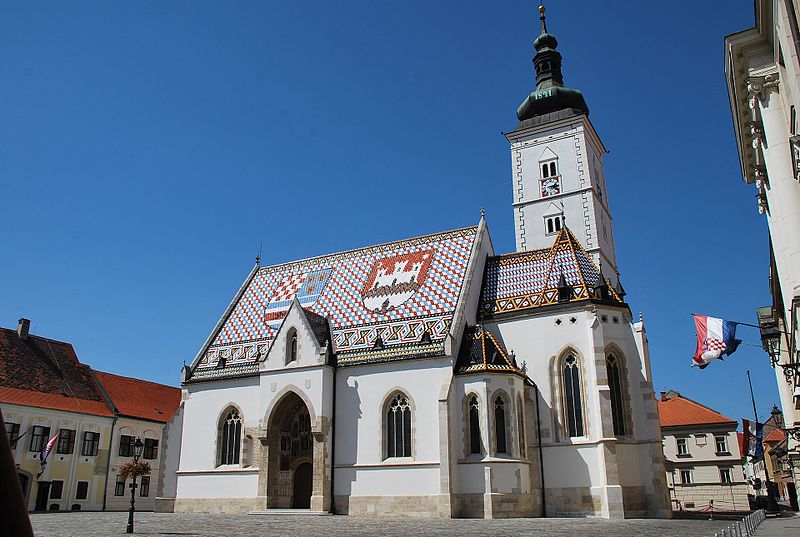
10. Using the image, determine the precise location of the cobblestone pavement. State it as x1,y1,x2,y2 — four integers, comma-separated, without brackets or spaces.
754,513,800,536
29,512,734,537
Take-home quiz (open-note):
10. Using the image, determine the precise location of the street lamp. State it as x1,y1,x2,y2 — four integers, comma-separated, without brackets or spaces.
772,405,800,442
126,437,144,534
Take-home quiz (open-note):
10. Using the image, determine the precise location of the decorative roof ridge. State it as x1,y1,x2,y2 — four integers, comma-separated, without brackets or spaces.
257,225,479,273
487,247,551,262
549,227,622,302
455,324,525,376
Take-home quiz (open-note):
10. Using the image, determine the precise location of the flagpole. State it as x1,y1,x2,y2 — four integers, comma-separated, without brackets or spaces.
746,370,760,423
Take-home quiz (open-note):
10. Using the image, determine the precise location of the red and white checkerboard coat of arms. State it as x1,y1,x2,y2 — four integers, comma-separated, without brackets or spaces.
362,250,434,314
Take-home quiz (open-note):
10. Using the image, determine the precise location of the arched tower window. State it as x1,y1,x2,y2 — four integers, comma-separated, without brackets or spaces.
562,355,584,437
286,329,298,364
606,355,626,436
386,393,412,458
542,163,549,178
469,396,481,455
494,396,508,454
549,161,557,176
219,408,242,465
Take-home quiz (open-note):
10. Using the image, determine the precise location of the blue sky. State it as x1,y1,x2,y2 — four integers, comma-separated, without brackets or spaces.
0,1,779,423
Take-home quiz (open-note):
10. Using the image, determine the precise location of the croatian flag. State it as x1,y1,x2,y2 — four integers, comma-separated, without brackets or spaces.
691,314,742,368
742,419,764,460
39,433,59,465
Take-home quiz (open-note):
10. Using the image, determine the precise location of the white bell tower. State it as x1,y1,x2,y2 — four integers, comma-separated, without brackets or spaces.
505,4,619,286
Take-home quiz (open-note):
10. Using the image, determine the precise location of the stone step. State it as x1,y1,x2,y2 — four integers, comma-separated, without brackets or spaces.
248,509,331,516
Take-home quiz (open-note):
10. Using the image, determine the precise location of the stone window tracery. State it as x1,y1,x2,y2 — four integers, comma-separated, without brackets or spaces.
562,355,584,437
606,355,626,436
220,408,242,466
494,396,508,454
469,396,481,455
386,393,412,458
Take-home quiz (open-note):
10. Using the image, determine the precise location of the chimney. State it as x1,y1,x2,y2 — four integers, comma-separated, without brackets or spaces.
17,318,30,340
660,391,667,401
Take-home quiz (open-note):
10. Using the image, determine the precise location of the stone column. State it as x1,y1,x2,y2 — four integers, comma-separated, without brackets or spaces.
256,428,272,511
310,418,330,513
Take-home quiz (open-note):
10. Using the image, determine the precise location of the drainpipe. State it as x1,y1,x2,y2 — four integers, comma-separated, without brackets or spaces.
328,350,337,514
534,383,546,517
102,414,118,511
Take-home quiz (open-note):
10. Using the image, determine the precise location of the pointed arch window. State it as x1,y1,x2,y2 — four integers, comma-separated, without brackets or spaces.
469,396,481,454
286,329,298,364
494,396,508,454
562,355,584,437
386,393,412,458
606,355,626,436
219,408,242,465
517,398,526,458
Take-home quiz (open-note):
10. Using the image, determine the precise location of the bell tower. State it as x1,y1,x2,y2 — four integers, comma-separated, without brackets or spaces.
505,4,619,286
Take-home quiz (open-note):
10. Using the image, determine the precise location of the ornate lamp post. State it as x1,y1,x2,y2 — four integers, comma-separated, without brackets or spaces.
126,437,144,534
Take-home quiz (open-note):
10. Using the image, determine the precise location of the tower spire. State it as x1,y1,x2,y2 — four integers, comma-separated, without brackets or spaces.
539,2,548,35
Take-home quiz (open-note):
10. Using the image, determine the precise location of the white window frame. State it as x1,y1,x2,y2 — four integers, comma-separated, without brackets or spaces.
720,467,733,484
680,469,693,485
544,214,563,236
676,437,689,456
715,434,728,454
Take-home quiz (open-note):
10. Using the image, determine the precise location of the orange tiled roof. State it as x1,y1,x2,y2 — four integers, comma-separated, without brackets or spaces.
658,392,736,427
764,428,786,443
0,385,113,417
94,371,180,423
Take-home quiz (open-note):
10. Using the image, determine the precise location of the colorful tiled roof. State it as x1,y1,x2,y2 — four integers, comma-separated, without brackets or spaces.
93,371,180,423
657,391,737,428
455,325,526,377
0,328,113,417
190,226,479,379
480,227,621,317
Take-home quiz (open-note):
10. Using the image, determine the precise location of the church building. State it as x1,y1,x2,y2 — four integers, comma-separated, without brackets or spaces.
172,6,671,519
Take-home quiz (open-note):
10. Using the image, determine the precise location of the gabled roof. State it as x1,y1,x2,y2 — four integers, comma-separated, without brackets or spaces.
93,371,180,423
480,227,621,317
657,391,737,428
764,428,786,443
455,325,526,378
0,328,113,417
189,226,480,380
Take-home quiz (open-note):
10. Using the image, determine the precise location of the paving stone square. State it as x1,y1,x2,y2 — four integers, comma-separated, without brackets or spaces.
29,512,735,537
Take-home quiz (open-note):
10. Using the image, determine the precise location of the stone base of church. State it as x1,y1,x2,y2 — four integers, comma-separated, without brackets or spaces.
451,492,538,518
333,495,440,517
154,497,175,513
173,497,264,514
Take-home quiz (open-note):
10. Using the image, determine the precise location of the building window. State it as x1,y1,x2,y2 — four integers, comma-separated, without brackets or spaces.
494,396,508,454
219,408,242,465
469,396,481,454
562,355,584,437
715,435,728,454
286,329,298,364
680,469,693,485
606,355,626,436
114,477,125,497
541,161,557,178
517,398,526,458
29,426,50,452
75,481,89,500
119,435,135,457
545,215,563,235
5,422,20,449
720,468,733,484
81,432,100,456
677,437,689,456
386,393,412,458
143,438,159,460
140,476,150,497
49,480,64,499
57,429,76,455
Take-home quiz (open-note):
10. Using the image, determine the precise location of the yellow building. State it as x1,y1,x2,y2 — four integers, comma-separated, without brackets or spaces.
1,319,180,511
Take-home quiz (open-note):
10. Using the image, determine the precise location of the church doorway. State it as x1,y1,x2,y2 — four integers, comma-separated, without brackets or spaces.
266,391,315,509
292,462,312,508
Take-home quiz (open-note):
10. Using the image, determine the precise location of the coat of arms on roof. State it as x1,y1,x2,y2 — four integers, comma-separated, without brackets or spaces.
264,268,332,328
362,250,433,314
